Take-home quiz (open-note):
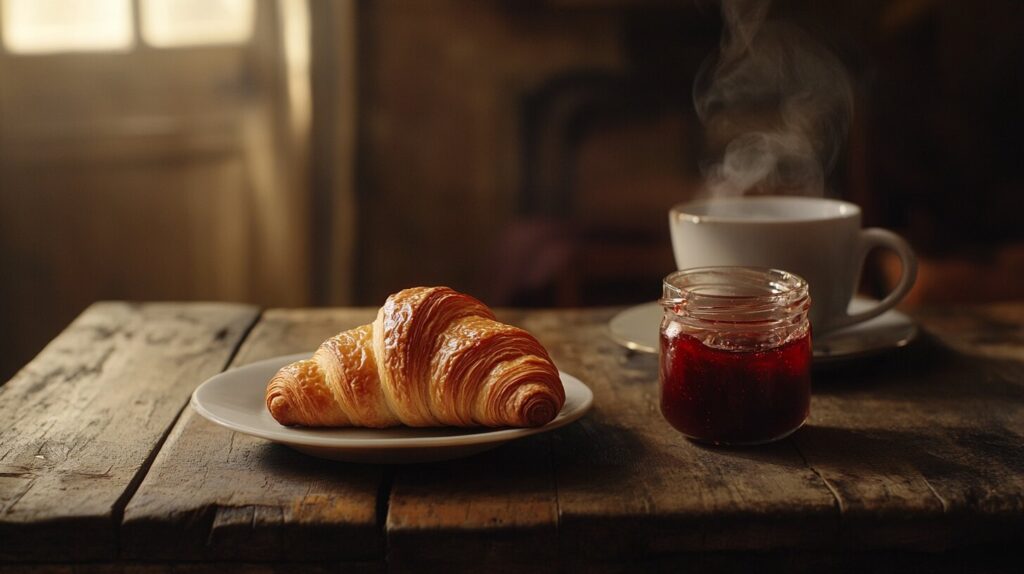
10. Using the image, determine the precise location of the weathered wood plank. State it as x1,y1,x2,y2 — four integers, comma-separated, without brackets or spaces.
386,439,559,574
121,309,385,562
0,302,258,562
384,309,839,568
384,310,559,573
527,309,840,563
5,301,1023,568
793,304,1024,551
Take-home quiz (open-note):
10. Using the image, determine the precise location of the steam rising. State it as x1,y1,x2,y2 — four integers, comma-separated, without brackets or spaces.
695,0,853,197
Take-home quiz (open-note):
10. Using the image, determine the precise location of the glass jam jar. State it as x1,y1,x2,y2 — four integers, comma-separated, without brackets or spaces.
659,267,812,445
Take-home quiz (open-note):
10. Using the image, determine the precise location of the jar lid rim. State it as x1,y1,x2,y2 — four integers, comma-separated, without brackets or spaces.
660,266,810,320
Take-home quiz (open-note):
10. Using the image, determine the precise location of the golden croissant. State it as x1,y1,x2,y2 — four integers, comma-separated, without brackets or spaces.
266,286,565,428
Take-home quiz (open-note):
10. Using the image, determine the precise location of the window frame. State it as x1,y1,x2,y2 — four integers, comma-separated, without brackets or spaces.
0,0,256,57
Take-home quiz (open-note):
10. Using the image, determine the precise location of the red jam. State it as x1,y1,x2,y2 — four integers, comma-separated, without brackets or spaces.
660,329,811,444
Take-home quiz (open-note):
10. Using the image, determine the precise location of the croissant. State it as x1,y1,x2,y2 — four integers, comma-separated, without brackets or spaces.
266,286,565,428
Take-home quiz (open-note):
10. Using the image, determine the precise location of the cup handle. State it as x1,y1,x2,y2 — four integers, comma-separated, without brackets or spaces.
829,228,918,331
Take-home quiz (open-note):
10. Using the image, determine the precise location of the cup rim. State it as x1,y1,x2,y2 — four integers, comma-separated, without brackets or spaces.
670,196,860,224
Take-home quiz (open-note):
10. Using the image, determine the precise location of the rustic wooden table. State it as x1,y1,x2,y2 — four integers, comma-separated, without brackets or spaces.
1,302,1022,572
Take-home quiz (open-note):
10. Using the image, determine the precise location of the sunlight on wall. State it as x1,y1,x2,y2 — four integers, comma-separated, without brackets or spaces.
140,0,253,48
281,0,310,140
2,0,133,54
1,0,254,54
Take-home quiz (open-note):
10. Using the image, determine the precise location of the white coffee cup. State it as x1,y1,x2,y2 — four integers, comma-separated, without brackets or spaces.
669,196,917,334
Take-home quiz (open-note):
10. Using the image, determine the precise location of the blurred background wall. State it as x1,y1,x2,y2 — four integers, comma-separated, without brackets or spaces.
1,0,1022,381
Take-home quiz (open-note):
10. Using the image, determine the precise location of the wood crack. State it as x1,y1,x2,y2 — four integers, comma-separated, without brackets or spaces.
111,308,264,559
549,434,562,572
790,438,844,515
378,466,396,566
921,474,950,514
3,478,35,514
0,302,261,562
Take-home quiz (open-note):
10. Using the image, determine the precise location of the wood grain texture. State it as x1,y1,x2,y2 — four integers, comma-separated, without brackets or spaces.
386,438,559,573
384,309,838,569
0,302,258,562
792,304,1024,551
545,306,1023,565
6,303,1024,569
527,310,839,563
385,310,560,573
121,309,385,562
386,305,1024,567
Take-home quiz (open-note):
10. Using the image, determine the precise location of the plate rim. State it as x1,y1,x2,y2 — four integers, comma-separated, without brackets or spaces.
191,352,593,450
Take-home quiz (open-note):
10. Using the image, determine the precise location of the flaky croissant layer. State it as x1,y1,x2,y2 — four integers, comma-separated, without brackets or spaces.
266,287,565,428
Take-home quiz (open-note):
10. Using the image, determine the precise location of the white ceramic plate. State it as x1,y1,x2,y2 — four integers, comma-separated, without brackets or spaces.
191,353,593,464
608,296,919,365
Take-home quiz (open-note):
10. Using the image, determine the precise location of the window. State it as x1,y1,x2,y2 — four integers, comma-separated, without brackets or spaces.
1,0,254,54
140,0,254,48
2,0,133,54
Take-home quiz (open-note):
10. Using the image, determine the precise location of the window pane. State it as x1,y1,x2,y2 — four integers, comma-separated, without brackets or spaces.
140,0,254,48
2,0,133,54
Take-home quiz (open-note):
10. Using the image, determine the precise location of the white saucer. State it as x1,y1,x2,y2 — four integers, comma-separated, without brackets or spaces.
191,353,593,464
608,296,919,365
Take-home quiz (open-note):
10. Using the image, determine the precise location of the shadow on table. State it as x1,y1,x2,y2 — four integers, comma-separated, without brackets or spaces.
812,333,1024,406
551,417,653,469
790,424,979,475
254,441,387,476
812,333,954,388
685,437,816,471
